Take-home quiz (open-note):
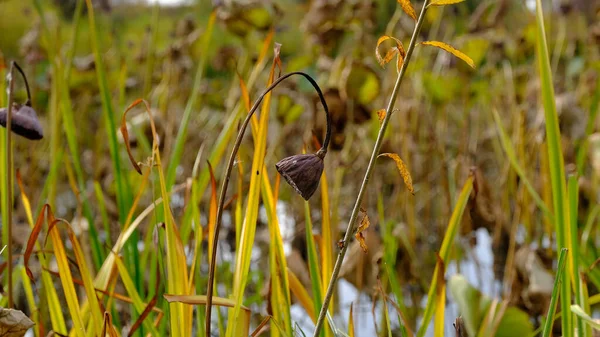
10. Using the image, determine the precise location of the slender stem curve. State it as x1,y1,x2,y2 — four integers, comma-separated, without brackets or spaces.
205,71,331,336
5,62,16,308
11,62,32,106
312,2,430,335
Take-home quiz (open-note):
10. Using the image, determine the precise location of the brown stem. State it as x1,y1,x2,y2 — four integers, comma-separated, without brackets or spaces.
205,71,330,336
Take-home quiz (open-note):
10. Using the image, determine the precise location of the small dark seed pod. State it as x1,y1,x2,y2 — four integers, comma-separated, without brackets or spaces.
275,153,324,200
0,103,44,140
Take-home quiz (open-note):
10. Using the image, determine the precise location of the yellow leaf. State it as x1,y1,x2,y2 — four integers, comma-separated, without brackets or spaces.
421,41,475,69
397,0,417,20
428,0,466,6
348,303,355,337
376,36,406,69
378,153,414,194
354,209,370,254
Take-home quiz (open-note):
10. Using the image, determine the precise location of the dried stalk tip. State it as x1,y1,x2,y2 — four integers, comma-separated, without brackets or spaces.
275,153,324,200
0,103,44,140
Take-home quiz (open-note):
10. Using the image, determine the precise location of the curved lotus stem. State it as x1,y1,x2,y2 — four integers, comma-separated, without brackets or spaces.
205,71,331,336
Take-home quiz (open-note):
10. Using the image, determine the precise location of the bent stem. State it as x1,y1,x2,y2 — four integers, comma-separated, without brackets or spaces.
312,1,430,336
205,71,331,336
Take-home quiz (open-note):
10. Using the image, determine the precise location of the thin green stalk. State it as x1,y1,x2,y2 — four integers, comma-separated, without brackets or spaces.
312,1,431,335
568,175,584,336
542,248,568,337
165,12,216,190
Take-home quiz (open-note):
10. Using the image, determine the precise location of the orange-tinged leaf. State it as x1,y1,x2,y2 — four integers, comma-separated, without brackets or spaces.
376,109,386,123
421,41,475,68
355,208,370,254
348,303,355,337
23,204,49,281
16,170,33,226
237,70,251,112
434,255,446,337
428,0,466,6
376,36,405,68
397,0,417,20
379,153,414,194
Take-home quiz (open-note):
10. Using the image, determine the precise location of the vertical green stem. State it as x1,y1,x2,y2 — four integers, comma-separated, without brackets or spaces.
312,1,430,335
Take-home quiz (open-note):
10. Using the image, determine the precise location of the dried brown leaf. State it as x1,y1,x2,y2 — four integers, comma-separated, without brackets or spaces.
120,99,160,174
421,41,475,68
397,0,417,20
354,209,370,254
23,204,50,281
0,308,34,337
378,153,414,194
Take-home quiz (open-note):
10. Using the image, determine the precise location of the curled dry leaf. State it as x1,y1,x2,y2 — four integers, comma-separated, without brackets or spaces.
375,36,406,70
421,41,475,69
378,153,414,194
0,308,34,337
120,99,160,174
354,208,371,254
428,0,466,7
397,0,417,20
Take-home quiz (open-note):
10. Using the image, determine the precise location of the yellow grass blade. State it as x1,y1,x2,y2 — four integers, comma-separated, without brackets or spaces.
165,295,251,337
433,256,446,337
288,268,316,322
320,169,333,314
417,175,473,337
348,303,355,337
261,169,292,335
228,44,281,337
114,255,160,336
45,209,86,337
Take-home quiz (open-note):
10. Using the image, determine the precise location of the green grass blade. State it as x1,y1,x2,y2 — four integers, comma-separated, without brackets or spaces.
568,175,584,336
304,201,324,337
534,1,572,336
84,0,131,221
571,305,600,331
417,175,473,337
165,12,215,190
491,108,553,221
542,248,568,337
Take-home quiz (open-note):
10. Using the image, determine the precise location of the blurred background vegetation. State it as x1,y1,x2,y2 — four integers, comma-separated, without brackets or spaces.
0,0,599,336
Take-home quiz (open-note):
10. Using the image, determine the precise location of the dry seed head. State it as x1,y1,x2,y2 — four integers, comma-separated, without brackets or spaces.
275,153,324,200
0,103,43,140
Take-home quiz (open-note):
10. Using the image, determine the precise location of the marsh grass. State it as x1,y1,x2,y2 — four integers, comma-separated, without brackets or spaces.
1,0,599,336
